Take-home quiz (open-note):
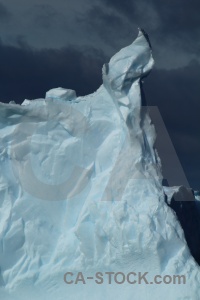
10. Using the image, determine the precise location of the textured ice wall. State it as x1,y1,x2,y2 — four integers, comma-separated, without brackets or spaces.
0,30,200,300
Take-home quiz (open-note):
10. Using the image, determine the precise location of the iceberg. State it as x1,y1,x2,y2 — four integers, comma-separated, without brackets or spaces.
0,30,200,300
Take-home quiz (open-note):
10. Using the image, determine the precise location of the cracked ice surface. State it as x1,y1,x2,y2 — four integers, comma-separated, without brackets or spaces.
0,30,200,300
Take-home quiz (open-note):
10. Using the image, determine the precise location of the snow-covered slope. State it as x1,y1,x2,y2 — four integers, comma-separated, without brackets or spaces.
0,30,199,300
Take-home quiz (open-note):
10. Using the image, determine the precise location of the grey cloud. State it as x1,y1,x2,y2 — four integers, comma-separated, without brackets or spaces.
77,5,133,49
101,0,200,35
152,0,200,33
0,2,11,20
0,0,199,69
100,0,136,20
101,0,160,29
100,0,200,68
29,4,64,29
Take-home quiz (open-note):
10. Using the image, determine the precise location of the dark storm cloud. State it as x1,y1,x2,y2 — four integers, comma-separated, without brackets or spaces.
0,42,105,103
144,62,200,190
145,61,200,136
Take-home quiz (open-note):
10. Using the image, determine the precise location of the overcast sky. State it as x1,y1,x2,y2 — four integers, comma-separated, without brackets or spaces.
0,0,199,190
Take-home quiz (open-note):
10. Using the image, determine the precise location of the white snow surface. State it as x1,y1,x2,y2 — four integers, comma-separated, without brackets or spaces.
0,30,200,300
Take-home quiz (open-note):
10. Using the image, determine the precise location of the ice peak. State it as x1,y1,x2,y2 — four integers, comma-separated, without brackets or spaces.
0,30,199,300
103,29,154,99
